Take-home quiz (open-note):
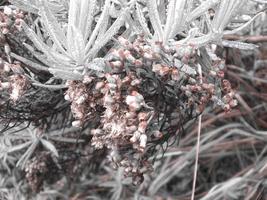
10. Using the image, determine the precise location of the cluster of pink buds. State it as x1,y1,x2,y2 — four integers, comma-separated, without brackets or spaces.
126,91,145,111
0,7,24,35
0,57,11,73
64,35,237,183
25,156,48,192
108,148,153,185
9,74,29,101
174,44,197,64
221,79,237,112
110,35,161,66
152,63,179,80
64,79,104,127
118,157,153,185
90,72,152,154
0,61,29,102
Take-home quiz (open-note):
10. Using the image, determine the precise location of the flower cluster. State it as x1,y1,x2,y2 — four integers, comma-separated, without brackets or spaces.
0,6,23,35
63,34,237,182
25,152,59,192
0,60,29,102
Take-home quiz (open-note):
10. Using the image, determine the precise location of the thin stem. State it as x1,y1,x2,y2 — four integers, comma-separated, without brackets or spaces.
191,114,202,200
191,64,203,200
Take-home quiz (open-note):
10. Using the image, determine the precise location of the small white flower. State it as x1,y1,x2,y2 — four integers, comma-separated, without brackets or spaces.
139,134,147,150
72,120,82,127
130,131,141,143
4,6,13,16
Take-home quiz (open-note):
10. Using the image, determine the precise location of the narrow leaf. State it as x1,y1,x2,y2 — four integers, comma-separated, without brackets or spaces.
147,0,163,41
39,0,68,51
40,139,59,157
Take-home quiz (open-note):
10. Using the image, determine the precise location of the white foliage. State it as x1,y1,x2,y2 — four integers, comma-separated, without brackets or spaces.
16,0,265,81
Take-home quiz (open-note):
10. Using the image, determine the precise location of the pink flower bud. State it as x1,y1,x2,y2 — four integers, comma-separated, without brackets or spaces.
109,60,123,68
138,121,147,134
134,59,143,67
126,125,137,133
118,36,133,48
152,130,163,138
95,81,105,90
138,112,149,121
131,79,141,86
217,70,224,78
229,99,238,107
129,102,142,111
83,75,93,84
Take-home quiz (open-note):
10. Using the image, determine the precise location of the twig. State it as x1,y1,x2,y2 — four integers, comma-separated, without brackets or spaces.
191,114,202,200
191,64,203,200
223,34,267,43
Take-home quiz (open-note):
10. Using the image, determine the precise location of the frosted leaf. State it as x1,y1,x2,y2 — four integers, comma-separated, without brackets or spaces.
69,26,86,64
163,0,176,43
147,0,163,41
16,141,38,169
79,0,97,39
85,0,111,54
40,139,59,157
86,9,127,60
9,0,39,13
212,0,244,32
21,21,53,58
169,0,186,39
222,40,258,50
39,0,68,52
135,3,152,38
223,12,264,35
250,0,267,3
48,68,83,80
186,0,220,22
7,141,32,153
10,53,49,72
85,58,111,72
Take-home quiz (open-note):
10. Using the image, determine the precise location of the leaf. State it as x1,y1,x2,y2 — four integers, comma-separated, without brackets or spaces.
186,0,220,22
221,40,258,50
21,20,53,59
135,3,152,38
48,68,83,80
86,9,127,60
169,0,187,39
70,26,86,64
85,0,111,54
16,141,38,169
67,0,82,52
22,20,73,66
80,0,97,39
212,0,243,32
10,53,49,72
9,0,39,13
163,0,176,43
147,0,163,41
39,0,68,52
85,58,111,72
40,139,59,157
223,12,264,35
7,141,32,153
